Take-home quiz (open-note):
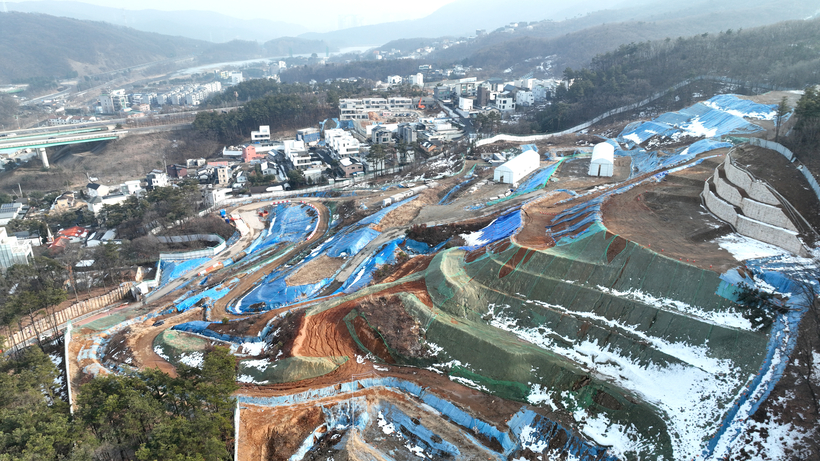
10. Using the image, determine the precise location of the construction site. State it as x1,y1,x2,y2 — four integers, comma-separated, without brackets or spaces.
64,93,820,460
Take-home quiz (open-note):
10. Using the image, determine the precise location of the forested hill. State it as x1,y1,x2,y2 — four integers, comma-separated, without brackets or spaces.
439,0,820,75
535,17,820,133
0,12,207,83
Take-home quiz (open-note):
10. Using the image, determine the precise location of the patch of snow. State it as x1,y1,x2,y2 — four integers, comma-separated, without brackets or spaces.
239,341,266,356
153,345,170,361
242,359,271,370
575,411,652,457
377,411,396,435
715,233,788,261
178,352,204,368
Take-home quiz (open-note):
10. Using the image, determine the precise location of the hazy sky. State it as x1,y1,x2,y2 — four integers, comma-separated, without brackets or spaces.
42,0,461,32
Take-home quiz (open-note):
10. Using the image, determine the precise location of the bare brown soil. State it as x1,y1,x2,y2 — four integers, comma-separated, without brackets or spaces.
499,247,530,279
377,188,439,230
240,403,324,461
352,316,395,363
514,191,573,249
286,255,344,287
381,254,434,284
602,156,741,272
356,295,427,359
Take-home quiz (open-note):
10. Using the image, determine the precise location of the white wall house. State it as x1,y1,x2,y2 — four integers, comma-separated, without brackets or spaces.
496,97,516,112
493,149,540,185
588,143,615,177
251,125,271,142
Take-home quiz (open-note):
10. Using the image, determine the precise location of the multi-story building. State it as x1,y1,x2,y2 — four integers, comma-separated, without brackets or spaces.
339,97,417,121
252,125,271,142
0,226,33,270
397,123,417,144
409,73,424,87
371,127,393,144
325,128,360,158
496,97,516,112
99,89,127,114
283,140,312,170
146,169,169,190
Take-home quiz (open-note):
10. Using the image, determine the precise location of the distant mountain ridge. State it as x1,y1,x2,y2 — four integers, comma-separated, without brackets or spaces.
6,0,307,42
0,12,207,83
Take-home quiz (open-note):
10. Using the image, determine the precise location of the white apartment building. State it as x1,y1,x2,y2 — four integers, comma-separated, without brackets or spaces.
0,227,33,271
283,140,312,169
252,125,271,142
515,91,534,107
496,97,516,112
409,73,424,87
324,128,360,158
230,72,244,85
339,97,415,120
99,89,127,114
387,75,403,85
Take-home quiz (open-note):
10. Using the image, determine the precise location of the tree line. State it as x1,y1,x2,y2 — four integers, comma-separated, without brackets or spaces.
0,344,238,460
534,19,820,134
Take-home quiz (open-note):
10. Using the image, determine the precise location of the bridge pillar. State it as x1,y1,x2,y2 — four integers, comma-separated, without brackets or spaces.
39,148,49,169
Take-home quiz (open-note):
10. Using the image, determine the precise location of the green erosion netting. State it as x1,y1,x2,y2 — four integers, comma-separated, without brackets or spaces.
152,330,210,368
421,229,770,458
237,356,348,384
394,292,671,457
83,305,154,331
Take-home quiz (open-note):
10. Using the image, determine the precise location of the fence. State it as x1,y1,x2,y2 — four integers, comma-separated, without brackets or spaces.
157,234,227,261
3,283,133,351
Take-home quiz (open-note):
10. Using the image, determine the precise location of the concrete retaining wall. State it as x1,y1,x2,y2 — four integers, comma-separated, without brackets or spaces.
740,197,797,232
736,216,806,256
703,184,739,227
725,159,779,205
714,172,744,207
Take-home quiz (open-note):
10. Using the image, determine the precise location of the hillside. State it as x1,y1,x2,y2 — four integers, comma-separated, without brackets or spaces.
534,17,820,132
7,0,308,42
441,0,820,73
0,12,208,83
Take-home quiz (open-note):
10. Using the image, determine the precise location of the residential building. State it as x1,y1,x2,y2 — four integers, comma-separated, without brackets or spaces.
204,187,231,207
167,164,188,178
324,129,360,158
409,73,424,87
387,75,403,85
146,169,169,190
397,124,417,144
242,145,265,163
187,158,207,168
477,86,492,107
371,126,393,144
297,127,321,145
86,183,110,198
0,202,25,226
496,97,516,112
215,166,231,185
339,97,417,121
515,90,534,107
0,227,33,270
121,180,142,195
458,97,474,112
339,158,364,177
99,89,126,114
251,125,271,142
230,72,244,85
283,140,311,170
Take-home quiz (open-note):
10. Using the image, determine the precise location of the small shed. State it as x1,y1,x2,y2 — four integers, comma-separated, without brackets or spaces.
588,142,615,177
494,149,540,185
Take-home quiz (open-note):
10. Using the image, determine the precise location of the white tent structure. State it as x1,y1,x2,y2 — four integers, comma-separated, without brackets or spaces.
588,142,615,177
494,149,540,185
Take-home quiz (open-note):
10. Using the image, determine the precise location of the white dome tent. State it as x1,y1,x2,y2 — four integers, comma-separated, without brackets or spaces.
494,149,540,185
588,142,614,177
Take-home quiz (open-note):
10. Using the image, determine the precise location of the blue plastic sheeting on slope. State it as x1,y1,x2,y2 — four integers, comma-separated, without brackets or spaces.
359,196,418,226
235,273,331,313
619,120,681,145
172,320,265,344
401,238,449,256
325,227,381,258
337,238,402,294
239,377,522,456
461,209,522,251
377,401,461,458
508,410,617,461
514,163,561,195
703,257,818,458
158,257,211,287
703,94,777,120
251,203,317,255
438,177,472,205
684,106,765,137
174,285,232,312
681,139,732,156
